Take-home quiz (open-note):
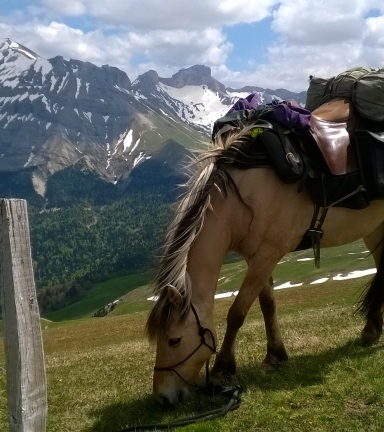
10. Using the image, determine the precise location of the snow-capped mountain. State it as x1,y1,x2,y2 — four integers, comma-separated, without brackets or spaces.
0,38,306,197
131,66,307,136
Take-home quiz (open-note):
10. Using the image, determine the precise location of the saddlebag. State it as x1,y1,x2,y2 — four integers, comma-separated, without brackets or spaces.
355,129,384,200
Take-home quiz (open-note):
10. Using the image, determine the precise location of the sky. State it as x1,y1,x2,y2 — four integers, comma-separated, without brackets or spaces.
0,0,384,92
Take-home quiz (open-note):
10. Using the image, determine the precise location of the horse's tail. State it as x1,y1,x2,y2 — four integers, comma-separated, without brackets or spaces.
357,239,384,325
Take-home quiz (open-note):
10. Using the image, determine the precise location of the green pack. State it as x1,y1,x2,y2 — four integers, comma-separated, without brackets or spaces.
305,66,384,121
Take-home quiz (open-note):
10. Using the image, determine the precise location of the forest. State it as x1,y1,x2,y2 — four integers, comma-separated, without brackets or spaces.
0,149,187,314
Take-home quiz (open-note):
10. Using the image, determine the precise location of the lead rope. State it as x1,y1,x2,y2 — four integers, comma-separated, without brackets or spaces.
117,304,242,431
119,387,242,431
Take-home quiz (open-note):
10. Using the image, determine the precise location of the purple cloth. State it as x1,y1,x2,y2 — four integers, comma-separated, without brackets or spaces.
273,102,311,135
226,93,259,115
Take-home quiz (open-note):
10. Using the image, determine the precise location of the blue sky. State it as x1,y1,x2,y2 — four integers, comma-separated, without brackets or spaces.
1,1,384,91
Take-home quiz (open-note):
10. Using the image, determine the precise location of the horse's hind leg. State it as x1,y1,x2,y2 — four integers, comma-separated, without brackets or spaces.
361,224,384,345
259,277,288,367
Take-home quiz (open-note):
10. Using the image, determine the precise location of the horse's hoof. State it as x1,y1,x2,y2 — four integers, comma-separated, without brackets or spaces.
361,329,381,346
209,360,236,384
262,349,289,369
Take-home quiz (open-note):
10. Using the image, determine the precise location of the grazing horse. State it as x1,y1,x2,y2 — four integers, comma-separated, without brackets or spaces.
146,124,384,406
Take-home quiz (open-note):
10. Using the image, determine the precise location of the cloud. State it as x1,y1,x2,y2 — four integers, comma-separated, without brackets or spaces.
42,0,279,30
1,0,384,92
0,21,232,81
0,21,131,66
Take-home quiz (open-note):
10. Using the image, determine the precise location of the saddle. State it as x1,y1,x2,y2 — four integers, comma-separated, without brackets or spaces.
211,97,384,265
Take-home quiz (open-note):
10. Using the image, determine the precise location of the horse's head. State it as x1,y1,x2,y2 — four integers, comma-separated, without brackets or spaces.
147,287,216,406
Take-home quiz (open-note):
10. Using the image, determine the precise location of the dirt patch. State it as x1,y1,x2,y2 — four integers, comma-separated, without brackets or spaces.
345,398,371,417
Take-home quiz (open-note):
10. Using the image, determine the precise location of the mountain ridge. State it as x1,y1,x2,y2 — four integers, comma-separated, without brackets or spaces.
0,38,306,201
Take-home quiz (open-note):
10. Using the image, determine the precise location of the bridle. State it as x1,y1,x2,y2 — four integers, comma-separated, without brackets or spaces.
154,303,217,387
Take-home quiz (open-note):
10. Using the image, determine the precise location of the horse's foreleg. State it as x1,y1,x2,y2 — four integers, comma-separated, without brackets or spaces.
210,260,278,383
258,277,288,367
362,224,384,344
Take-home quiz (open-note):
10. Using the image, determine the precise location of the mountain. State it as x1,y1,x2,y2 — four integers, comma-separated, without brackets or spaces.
0,38,308,294
0,39,204,197
0,38,306,201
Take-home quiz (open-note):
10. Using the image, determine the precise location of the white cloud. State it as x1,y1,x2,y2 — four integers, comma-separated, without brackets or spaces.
128,28,232,67
1,0,384,93
42,0,279,29
0,21,231,82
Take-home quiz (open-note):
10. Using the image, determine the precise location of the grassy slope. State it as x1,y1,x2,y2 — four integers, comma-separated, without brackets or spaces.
1,274,384,431
43,272,154,321
42,240,374,322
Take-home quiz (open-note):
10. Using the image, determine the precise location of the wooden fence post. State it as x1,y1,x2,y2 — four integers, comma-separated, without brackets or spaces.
0,199,47,432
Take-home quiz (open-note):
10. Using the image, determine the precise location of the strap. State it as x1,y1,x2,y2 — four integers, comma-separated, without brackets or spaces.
154,303,217,388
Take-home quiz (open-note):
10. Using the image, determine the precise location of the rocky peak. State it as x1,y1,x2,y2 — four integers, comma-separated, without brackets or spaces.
1,38,40,61
132,70,159,92
159,65,226,93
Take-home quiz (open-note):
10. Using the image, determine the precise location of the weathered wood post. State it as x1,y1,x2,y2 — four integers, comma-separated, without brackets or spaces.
0,199,47,431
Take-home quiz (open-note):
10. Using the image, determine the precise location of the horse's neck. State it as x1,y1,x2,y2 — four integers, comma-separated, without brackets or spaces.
186,198,234,317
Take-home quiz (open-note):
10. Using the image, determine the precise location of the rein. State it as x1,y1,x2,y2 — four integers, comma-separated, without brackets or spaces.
117,304,242,431
154,303,217,387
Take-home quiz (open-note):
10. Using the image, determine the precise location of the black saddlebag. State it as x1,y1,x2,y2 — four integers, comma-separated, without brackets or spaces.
355,128,384,200
306,171,370,209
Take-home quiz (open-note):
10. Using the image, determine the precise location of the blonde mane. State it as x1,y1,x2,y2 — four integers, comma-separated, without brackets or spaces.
146,123,266,340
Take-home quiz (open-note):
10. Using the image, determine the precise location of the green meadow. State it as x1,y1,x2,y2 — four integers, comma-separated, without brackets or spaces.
1,240,383,431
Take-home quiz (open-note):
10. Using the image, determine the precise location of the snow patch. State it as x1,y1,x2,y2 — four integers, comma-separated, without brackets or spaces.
23,146,35,167
129,138,140,155
333,268,376,281
214,291,239,299
83,112,92,123
297,258,314,262
123,130,133,152
134,152,146,167
275,281,303,290
310,278,329,285
75,78,81,98
57,72,69,93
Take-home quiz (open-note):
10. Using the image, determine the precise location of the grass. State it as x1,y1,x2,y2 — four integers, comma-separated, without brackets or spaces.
2,271,384,431
40,240,374,323
43,272,154,321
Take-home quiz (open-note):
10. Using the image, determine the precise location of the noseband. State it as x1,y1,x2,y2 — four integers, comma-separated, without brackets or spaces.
154,303,217,387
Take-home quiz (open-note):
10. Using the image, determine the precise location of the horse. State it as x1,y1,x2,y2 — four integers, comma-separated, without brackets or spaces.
146,122,384,406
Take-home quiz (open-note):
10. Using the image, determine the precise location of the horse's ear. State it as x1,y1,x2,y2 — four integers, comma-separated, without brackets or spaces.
166,285,183,308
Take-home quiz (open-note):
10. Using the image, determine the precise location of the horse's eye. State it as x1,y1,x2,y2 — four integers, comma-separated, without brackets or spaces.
169,337,182,347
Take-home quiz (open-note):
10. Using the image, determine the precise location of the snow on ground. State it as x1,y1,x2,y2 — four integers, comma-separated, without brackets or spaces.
310,278,329,285
23,146,35,167
83,112,92,123
134,152,146,167
57,72,69,93
129,138,140,155
157,83,230,132
275,282,303,290
333,268,376,280
75,78,81,98
123,129,133,152
146,266,378,302
214,291,239,299
226,91,250,99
